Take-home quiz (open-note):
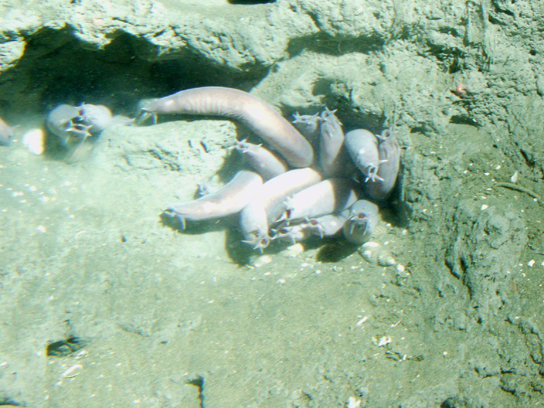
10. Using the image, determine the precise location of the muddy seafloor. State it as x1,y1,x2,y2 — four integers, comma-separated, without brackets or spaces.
1,0,544,407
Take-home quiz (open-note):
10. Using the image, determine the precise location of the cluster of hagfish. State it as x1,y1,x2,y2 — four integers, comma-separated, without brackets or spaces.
2,86,401,253
138,87,401,251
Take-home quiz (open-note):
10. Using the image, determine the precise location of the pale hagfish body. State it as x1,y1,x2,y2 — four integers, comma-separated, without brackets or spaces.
145,87,402,252
344,129,382,182
284,178,358,222
292,112,321,143
239,168,322,250
79,104,113,134
274,212,349,244
166,170,263,228
46,105,81,145
141,87,314,168
307,212,349,239
318,109,350,177
343,200,379,245
46,104,112,146
364,130,401,201
233,140,288,181
274,221,313,245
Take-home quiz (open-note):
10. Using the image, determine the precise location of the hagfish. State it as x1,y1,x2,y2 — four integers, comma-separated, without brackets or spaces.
307,212,349,238
364,130,401,201
318,109,353,177
283,178,358,222
343,200,379,245
239,168,322,251
166,170,263,228
78,104,112,134
46,104,112,145
344,129,382,182
47,105,82,145
292,112,321,143
142,87,314,168
273,221,312,244
233,140,288,180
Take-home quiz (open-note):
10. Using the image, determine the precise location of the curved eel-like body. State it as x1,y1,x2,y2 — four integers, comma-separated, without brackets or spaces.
364,130,401,201
234,140,288,181
344,129,382,182
343,200,379,245
239,168,322,251
142,87,314,168
319,109,353,177
166,170,263,228
284,178,358,222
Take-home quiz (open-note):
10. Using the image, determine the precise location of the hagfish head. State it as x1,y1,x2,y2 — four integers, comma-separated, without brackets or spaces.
319,108,342,127
364,129,401,201
281,196,297,222
361,162,383,183
47,104,112,147
307,214,347,238
272,222,309,244
343,214,372,244
47,105,84,145
136,98,159,125
232,139,254,154
353,146,383,182
292,112,322,142
343,200,379,245
347,212,371,236
242,231,271,253
307,218,326,239
77,104,112,134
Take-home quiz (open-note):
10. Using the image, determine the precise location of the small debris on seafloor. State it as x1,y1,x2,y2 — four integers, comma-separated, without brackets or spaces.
248,254,272,268
372,335,392,347
358,241,408,276
279,243,304,258
347,396,361,408
510,171,519,183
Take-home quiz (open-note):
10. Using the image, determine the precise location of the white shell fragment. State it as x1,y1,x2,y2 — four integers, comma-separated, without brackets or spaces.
396,263,410,278
249,254,272,268
22,128,45,155
358,241,408,276
510,171,519,183
60,364,82,379
347,397,361,408
372,335,392,347
356,316,369,326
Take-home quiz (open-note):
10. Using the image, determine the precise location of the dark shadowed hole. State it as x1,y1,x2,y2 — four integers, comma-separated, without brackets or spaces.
0,26,269,121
